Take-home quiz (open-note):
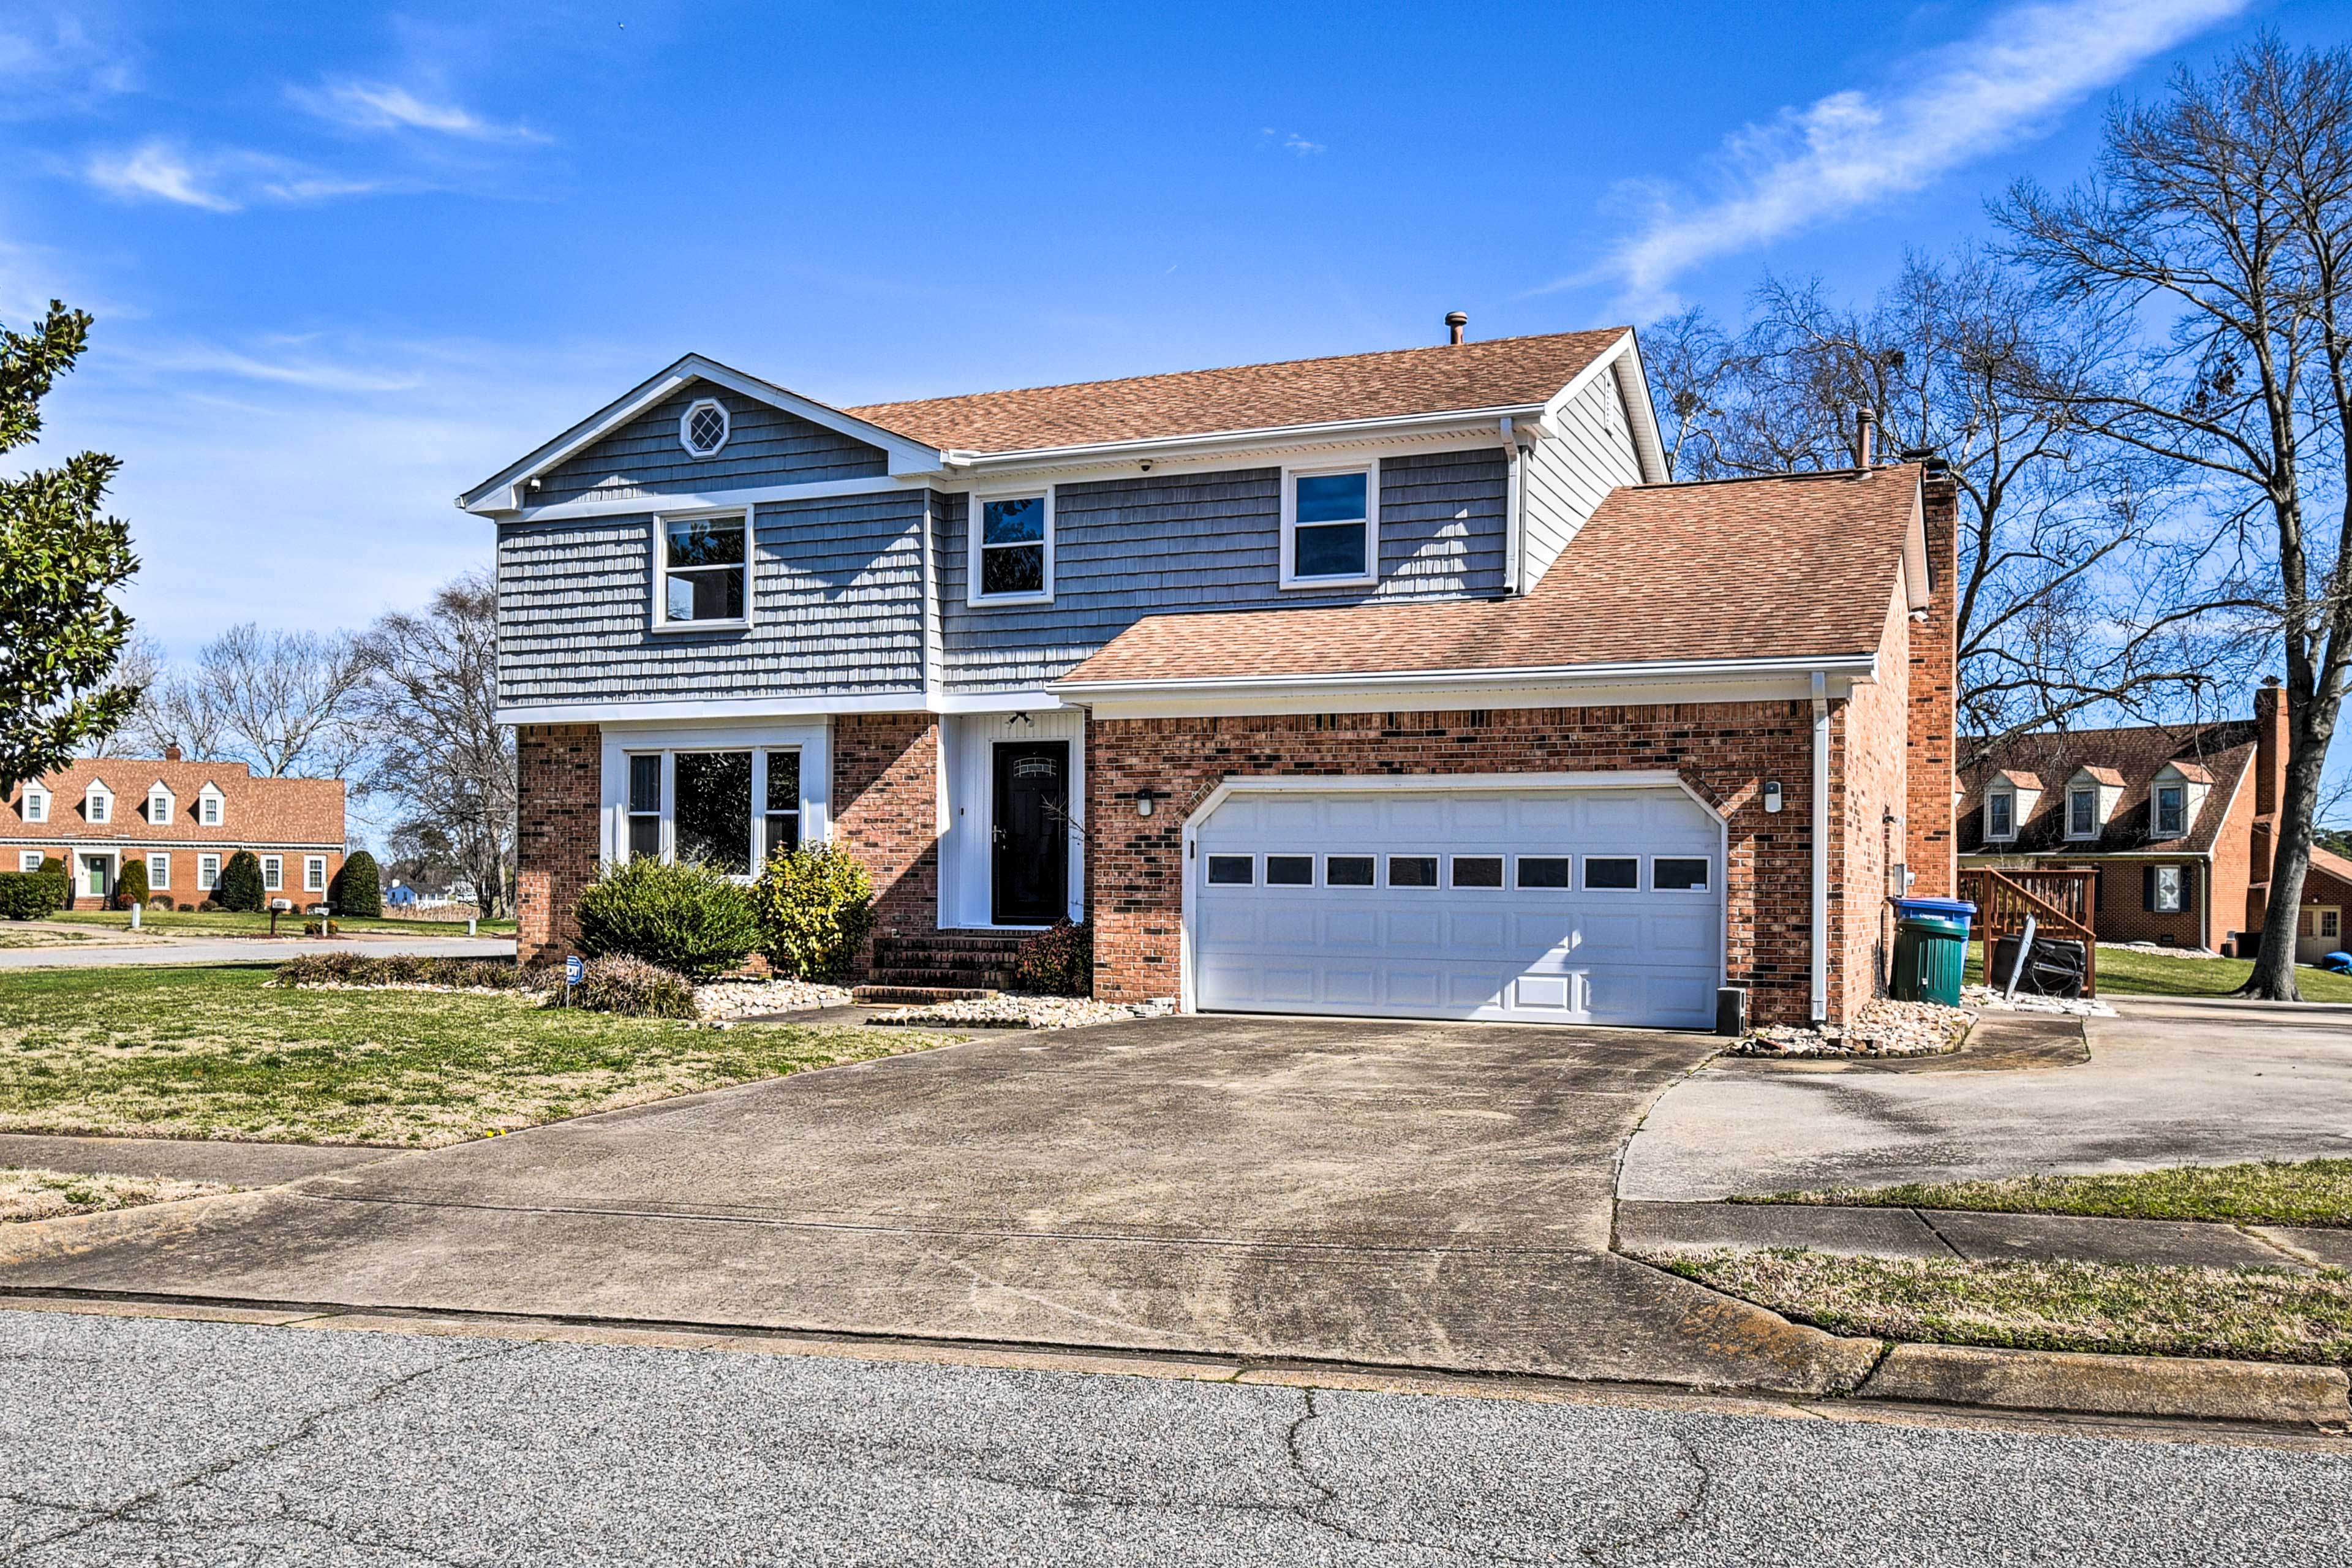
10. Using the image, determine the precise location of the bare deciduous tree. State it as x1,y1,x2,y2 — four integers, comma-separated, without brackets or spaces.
352,571,515,918
194,624,369,778
1999,36,2352,1001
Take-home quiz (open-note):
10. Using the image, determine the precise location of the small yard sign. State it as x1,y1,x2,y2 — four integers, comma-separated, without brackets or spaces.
564,954,583,1006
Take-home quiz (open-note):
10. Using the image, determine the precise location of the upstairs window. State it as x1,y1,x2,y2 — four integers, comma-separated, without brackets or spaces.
2155,785,2187,838
148,788,174,824
971,494,1051,603
198,790,224,827
678,397,730,457
658,512,748,625
1985,791,2015,840
1282,467,1376,587
2067,789,2096,838
19,787,45,824
85,785,111,824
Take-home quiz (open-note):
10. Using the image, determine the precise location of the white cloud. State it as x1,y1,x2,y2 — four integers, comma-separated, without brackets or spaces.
85,141,239,212
293,79,545,142
1580,0,2252,315
0,7,138,117
1261,127,1326,157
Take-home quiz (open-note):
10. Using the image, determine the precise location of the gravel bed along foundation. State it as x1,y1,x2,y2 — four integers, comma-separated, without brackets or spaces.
870,994,1177,1030
695,978,854,1019
1961,984,2116,1017
1734,998,1972,1058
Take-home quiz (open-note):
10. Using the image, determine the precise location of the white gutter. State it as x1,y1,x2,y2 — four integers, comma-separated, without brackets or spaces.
940,402,1550,472
1058,651,1880,700
1811,668,1831,1023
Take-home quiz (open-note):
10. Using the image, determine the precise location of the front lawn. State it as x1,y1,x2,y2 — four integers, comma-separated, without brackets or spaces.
1649,1248,2352,1365
0,929,92,950
44,909,518,938
1964,940,2352,1001
0,965,956,1147
0,1167,234,1224
1740,1158,2352,1229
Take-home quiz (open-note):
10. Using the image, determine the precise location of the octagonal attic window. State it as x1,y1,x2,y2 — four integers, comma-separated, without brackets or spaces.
680,398,729,458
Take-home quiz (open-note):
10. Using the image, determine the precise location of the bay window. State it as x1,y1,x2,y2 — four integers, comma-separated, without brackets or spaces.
673,751,753,873
617,747,808,877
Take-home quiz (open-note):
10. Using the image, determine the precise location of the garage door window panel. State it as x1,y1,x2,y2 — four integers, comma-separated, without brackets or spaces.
1265,855,1314,886
1326,856,1376,887
1516,856,1572,889
1653,858,1709,892
1205,854,1254,886
1387,855,1439,888
1450,856,1504,889
1585,857,1640,891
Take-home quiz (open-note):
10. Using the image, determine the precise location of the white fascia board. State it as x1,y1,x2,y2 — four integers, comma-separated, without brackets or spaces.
460,353,944,514
498,689,1074,726
1901,478,1931,611
1060,654,1877,720
1611,333,1673,484
941,405,1545,484
497,473,918,525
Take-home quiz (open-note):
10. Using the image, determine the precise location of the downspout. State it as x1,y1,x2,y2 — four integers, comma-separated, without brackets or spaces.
1812,669,1830,1023
1500,417,1523,593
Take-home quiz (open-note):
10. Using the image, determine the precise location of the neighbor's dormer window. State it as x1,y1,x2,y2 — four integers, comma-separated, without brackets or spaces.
1986,791,2015,840
2068,788,2095,838
1282,466,1376,587
970,494,1051,603
85,784,111,824
198,790,223,827
148,788,173,825
2155,785,2187,838
678,396,729,457
20,786,46,824
656,511,749,626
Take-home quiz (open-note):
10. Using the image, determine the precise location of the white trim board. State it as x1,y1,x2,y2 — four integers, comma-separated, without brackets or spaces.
498,690,1072,728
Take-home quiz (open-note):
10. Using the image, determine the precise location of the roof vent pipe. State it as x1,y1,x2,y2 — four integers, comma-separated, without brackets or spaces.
1445,311,1468,345
1853,405,1877,469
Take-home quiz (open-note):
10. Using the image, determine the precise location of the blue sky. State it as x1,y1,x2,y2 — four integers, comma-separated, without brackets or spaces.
2,0,2335,664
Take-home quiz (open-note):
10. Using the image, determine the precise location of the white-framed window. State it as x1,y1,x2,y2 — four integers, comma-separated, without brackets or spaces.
620,747,808,878
84,783,111,824
262,855,282,891
626,754,663,859
17,852,41,873
2155,785,2187,838
1653,857,1710,892
20,786,47,824
146,852,170,890
1585,856,1640,891
147,786,174,824
197,788,224,827
1205,854,1254,886
304,856,327,892
2067,788,2097,838
2321,908,2342,940
677,396,730,458
1280,464,1378,588
762,750,802,863
968,492,1053,605
2152,864,2184,913
1985,791,2015,841
654,510,750,627
198,854,221,891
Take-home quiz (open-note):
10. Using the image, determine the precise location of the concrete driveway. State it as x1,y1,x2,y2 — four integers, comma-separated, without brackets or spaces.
1623,997,2352,1202
0,1015,1872,1393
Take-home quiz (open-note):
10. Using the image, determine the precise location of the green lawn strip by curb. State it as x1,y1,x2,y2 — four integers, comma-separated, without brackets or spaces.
1646,1248,2352,1365
0,963,959,1148
43,910,519,938
1734,1158,2352,1228
0,1166,237,1224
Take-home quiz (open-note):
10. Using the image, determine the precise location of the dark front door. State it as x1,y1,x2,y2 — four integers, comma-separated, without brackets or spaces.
992,741,1069,925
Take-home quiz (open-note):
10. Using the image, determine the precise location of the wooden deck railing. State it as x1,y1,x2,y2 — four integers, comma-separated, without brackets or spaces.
1958,868,2099,997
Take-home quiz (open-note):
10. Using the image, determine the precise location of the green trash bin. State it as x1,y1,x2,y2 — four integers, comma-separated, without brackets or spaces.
1891,913,1968,1006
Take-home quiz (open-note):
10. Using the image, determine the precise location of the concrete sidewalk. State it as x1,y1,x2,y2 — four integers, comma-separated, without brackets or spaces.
0,935,515,970
1620,1199,2352,1270
0,1133,394,1185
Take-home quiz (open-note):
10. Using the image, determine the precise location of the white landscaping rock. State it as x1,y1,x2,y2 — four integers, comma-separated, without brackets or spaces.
695,978,854,1020
869,994,1177,1031
1961,983,2116,1017
1733,998,1972,1059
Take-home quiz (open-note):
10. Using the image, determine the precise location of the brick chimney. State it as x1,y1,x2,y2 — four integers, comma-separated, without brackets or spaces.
1903,458,1959,895
165,744,183,762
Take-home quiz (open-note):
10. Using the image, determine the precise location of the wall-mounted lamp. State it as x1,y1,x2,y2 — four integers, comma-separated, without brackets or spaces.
1763,780,1784,815
1135,787,1160,818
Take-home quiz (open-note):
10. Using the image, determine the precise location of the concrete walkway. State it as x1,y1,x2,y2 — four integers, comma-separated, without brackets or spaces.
0,935,515,970
1620,1199,2352,1270
1622,997,2352,1202
0,1015,1879,1395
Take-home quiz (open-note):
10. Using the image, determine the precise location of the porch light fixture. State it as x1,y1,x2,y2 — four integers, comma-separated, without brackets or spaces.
1135,788,1159,818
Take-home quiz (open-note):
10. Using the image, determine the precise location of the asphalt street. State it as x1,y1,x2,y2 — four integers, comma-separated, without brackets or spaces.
1,1311,2345,1566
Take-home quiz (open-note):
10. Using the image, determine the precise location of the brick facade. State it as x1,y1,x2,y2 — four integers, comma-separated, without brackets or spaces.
1084,700,1900,1025
515,723,603,967
1833,586,1914,1014
831,714,941,973
1904,469,1959,897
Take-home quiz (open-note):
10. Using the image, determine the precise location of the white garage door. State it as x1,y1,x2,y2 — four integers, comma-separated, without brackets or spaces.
1191,785,1723,1028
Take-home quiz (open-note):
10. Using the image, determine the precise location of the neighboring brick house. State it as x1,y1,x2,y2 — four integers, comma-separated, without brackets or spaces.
1,750,348,910
1960,682,2345,957
471,324,1958,1027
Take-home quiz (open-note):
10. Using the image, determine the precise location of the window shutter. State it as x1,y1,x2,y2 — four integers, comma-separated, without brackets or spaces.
2181,862,2196,905
2095,868,2106,911
2143,865,2155,911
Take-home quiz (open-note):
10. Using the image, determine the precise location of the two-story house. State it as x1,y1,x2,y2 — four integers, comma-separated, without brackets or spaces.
470,322,1958,1028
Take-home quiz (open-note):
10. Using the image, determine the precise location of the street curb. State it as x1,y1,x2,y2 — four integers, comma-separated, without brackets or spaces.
1857,1342,2351,1427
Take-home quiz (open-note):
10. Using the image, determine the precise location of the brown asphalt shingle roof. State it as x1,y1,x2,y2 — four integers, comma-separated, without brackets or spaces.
1057,465,1921,687
1958,725,2255,856
844,329,1627,454
4,760,346,846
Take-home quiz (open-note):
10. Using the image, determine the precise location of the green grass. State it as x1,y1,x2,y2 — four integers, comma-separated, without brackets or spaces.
0,929,91,949
1740,1158,2352,1228
1964,940,2352,1001
0,964,955,1147
1649,1248,2352,1364
0,1166,234,1224
43,908,518,938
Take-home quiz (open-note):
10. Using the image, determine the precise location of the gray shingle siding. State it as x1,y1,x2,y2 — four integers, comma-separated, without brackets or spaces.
939,447,1507,690
497,491,925,707
533,382,887,506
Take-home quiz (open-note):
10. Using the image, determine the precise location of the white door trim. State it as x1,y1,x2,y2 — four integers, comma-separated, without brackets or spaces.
1176,770,1728,1017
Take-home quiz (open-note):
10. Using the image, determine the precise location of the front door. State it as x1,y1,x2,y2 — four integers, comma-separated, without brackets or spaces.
81,856,110,900
991,741,1070,925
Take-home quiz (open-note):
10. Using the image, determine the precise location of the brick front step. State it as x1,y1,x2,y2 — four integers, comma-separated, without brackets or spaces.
850,985,999,1005
872,930,1031,957
869,928,1031,993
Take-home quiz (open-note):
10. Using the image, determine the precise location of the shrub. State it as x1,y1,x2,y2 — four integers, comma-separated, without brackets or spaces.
216,850,266,913
331,851,382,917
750,843,876,983
113,859,148,910
149,895,174,911
274,952,547,990
1013,919,1094,997
303,918,341,936
546,954,699,1019
0,871,66,921
39,856,62,877
573,857,761,978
